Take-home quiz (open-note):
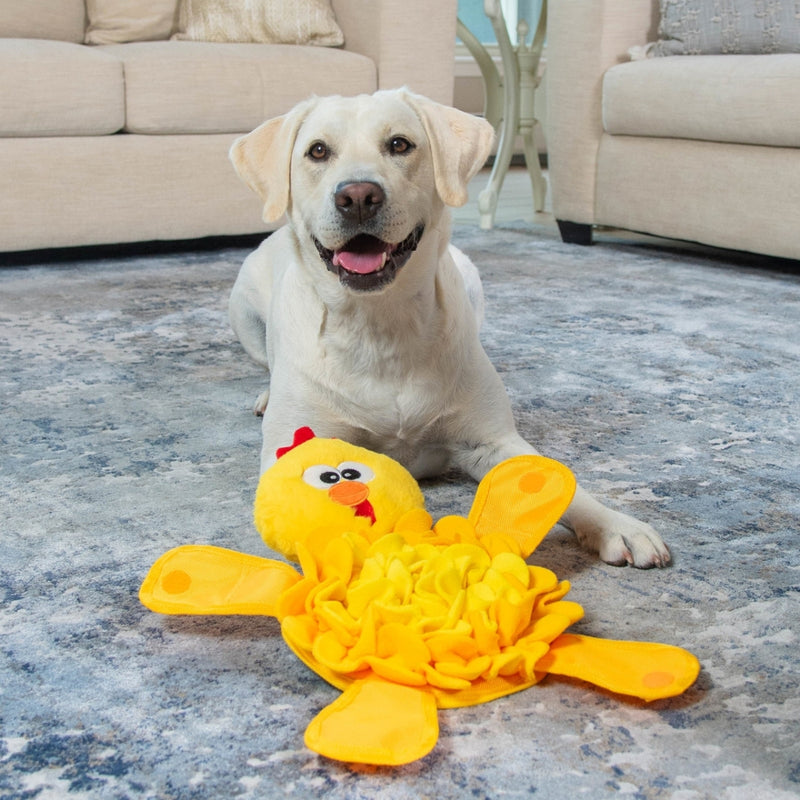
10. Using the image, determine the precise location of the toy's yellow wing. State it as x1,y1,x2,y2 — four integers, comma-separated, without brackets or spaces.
139,545,300,616
469,456,576,557
537,633,701,701
304,677,439,765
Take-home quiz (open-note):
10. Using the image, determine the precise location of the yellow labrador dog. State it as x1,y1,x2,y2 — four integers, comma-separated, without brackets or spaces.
229,89,669,568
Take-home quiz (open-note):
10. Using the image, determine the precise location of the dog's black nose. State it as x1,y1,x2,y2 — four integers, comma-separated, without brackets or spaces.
334,181,385,222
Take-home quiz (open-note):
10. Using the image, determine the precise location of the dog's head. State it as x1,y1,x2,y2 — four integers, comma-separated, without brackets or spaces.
230,90,494,292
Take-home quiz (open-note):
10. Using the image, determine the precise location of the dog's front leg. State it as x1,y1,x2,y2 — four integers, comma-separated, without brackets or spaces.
229,245,276,415
229,287,271,415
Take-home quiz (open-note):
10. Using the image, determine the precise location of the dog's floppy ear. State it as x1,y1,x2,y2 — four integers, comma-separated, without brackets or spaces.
230,98,317,222
403,91,495,207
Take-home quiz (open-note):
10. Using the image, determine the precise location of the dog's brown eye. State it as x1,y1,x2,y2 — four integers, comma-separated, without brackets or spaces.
389,136,413,155
308,142,329,161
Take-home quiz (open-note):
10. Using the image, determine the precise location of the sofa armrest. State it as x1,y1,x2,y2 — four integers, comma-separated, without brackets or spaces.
546,0,658,226
331,0,457,104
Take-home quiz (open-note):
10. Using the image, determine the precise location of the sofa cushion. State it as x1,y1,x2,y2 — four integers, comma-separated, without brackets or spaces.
85,0,178,44
0,39,124,137
173,0,343,46
103,41,376,134
0,0,86,43
650,0,800,56
603,54,800,148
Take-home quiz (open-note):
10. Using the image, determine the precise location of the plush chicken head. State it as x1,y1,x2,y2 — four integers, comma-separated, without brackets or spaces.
253,427,425,560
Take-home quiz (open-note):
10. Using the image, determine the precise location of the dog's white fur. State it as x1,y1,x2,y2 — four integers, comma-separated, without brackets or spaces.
229,89,670,568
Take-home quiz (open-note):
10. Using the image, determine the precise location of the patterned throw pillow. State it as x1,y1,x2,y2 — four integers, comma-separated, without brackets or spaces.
649,0,800,56
173,0,344,46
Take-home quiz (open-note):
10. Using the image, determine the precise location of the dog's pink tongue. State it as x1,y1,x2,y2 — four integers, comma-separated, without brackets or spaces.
333,249,386,275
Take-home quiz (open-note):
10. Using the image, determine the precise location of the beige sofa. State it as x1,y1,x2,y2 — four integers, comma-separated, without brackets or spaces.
0,0,457,253
546,0,800,261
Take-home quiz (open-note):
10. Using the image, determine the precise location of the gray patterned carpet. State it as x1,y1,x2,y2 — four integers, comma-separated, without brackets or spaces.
2,223,799,799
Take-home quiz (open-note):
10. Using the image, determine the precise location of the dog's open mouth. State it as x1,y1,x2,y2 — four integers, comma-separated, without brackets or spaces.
314,225,424,292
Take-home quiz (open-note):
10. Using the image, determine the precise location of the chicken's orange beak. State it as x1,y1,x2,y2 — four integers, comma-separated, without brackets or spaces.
328,481,370,508
327,482,376,524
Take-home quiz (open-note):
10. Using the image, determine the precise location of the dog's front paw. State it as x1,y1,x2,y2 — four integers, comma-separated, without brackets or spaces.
253,389,270,417
576,511,671,569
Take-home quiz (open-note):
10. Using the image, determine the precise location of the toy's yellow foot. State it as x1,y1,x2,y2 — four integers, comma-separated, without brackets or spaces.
304,677,439,765
469,456,576,557
537,633,700,701
139,545,300,616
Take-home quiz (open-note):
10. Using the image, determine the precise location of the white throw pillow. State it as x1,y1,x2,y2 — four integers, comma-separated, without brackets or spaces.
85,0,179,44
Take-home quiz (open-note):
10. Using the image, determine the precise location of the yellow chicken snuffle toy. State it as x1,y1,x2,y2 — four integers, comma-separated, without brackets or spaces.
140,427,700,766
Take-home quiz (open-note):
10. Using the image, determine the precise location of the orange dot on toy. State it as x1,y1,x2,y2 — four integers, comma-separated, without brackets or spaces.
162,569,192,595
518,471,546,494
642,671,675,690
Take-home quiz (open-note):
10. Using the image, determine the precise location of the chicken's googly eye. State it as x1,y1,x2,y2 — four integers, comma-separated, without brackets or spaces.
337,461,375,483
303,464,341,489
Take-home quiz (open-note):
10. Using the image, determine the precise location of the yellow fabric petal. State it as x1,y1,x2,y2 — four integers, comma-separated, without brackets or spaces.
434,655,492,681
386,558,413,603
365,656,427,686
281,615,318,653
346,577,395,618
305,576,346,612
320,536,354,584
373,600,418,626
518,612,575,645
493,594,535,647
411,593,450,619
341,531,371,566
532,581,574,617
367,533,408,559
413,612,450,633
433,515,476,543
484,649,524,679
434,564,462,600
490,552,531,588
444,543,491,578
482,567,508,596
349,605,377,660
519,641,550,680
356,558,386,584
422,664,472,691
533,599,584,630
528,565,560,593
443,589,467,630
377,623,431,668
466,581,496,612
394,509,434,534
313,630,349,670
315,601,359,644
425,632,479,663
468,609,501,655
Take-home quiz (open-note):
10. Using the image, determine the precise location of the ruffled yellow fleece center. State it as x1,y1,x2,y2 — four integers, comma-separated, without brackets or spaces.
277,509,584,701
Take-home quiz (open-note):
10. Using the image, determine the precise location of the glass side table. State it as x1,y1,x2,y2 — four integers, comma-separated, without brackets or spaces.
457,0,547,229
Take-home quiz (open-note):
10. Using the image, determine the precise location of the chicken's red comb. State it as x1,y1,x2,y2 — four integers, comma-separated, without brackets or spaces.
275,426,316,459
